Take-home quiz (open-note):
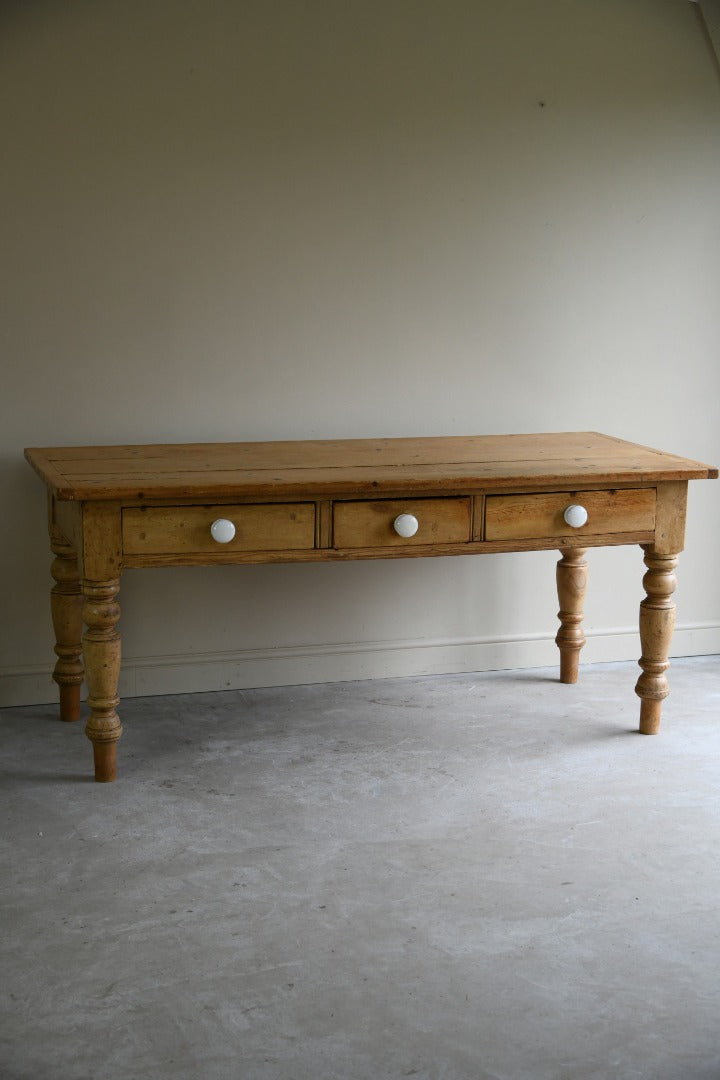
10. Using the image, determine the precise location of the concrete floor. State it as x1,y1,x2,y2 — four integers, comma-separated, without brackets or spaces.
1,656,720,1080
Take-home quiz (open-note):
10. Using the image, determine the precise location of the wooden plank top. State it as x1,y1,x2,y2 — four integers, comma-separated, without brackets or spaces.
25,432,718,501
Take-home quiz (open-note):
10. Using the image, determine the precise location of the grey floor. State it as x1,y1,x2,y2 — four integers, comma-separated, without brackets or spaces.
1,656,720,1080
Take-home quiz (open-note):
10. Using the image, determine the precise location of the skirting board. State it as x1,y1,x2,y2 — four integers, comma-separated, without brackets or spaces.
1,623,719,707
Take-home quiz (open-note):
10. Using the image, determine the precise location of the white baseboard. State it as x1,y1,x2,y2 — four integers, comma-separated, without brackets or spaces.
2,623,718,707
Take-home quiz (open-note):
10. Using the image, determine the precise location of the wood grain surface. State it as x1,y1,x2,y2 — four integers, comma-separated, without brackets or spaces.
25,433,719,501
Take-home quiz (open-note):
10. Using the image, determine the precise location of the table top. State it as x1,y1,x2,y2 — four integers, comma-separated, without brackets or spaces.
25,432,717,502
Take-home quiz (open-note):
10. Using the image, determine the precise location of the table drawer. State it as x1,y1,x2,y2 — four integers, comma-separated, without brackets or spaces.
485,489,656,541
123,503,316,555
333,497,471,549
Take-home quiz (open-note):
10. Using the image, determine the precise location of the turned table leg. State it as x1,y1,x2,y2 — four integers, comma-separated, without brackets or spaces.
555,548,588,684
82,579,123,781
635,545,678,735
50,529,84,722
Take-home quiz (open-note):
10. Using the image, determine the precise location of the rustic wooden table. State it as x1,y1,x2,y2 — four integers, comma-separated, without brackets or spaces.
25,432,717,782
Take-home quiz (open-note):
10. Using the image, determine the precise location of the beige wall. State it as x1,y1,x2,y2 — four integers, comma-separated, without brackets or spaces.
2,0,719,706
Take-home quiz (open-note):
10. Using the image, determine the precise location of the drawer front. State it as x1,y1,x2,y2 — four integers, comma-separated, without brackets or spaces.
123,503,316,555
333,498,471,549
485,489,656,541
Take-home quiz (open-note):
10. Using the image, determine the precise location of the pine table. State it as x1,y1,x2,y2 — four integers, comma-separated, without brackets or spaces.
25,432,717,782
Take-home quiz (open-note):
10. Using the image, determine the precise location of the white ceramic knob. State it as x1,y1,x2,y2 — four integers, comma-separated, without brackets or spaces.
563,504,588,529
393,513,419,538
210,518,236,543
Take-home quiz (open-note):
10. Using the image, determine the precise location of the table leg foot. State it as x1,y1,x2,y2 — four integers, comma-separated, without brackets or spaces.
555,548,588,684
50,530,84,722
639,699,662,736
635,546,678,735
58,684,82,725
92,741,118,783
82,579,122,782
